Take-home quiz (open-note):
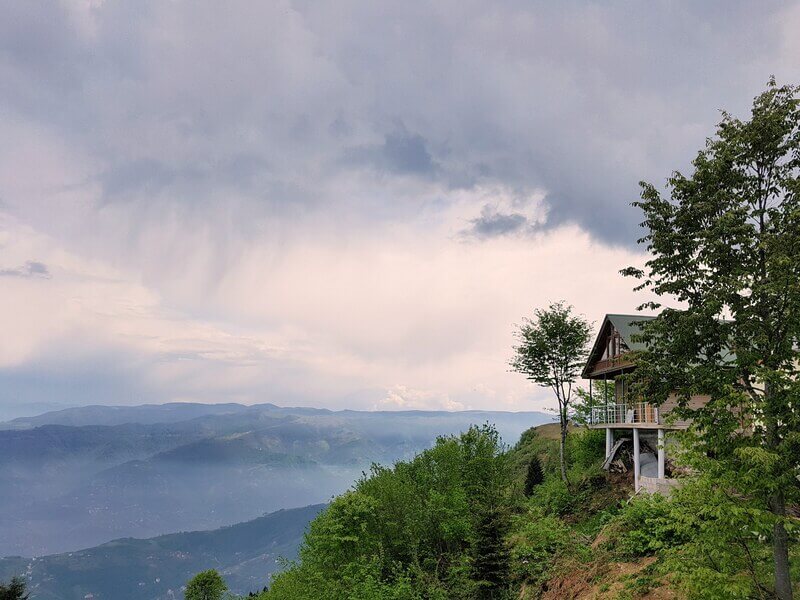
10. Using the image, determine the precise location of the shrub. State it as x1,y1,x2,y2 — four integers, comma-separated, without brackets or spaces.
531,476,574,516
565,429,605,469
508,506,573,586
0,576,29,600
607,494,687,558
262,425,512,599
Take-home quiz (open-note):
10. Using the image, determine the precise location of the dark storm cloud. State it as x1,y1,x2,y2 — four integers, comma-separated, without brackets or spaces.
466,207,529,239
0,1,796,245
381,131,437,176
0,261,50,279
343,129,438,177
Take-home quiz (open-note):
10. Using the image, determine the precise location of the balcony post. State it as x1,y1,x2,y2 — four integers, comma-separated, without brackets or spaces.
633,428,641,492
605,428,613,458
657,429,666,479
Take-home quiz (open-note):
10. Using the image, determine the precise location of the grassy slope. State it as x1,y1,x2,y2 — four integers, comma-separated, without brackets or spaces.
507,423,680,600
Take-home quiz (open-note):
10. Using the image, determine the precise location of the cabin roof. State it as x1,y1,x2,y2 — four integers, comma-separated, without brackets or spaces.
581,314,655,378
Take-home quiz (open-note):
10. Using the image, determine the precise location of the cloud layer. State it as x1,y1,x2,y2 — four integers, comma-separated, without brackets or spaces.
0,1,798,413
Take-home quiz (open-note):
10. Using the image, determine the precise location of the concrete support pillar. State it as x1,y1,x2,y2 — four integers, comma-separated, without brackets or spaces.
657,428,666,479
633,428,641,492
605,428,614,458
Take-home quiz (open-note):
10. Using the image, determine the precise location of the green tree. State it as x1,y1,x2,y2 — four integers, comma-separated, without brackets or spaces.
0,577,29,600
623,79,800,599
510,302,591,484
523,456,543,497
472,506,510,599
185,569,228,600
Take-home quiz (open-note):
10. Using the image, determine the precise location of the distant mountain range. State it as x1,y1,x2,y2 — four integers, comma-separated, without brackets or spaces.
0,503,325,600
0,402,551,558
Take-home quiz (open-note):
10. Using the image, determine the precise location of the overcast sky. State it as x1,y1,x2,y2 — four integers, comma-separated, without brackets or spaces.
0,1,798,417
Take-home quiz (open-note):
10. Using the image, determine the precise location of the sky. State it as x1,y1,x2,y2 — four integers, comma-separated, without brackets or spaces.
0,1,798,417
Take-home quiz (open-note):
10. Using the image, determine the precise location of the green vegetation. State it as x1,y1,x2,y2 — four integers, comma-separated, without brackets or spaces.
260,424,513,599
523,455,543,497
218,422,794,599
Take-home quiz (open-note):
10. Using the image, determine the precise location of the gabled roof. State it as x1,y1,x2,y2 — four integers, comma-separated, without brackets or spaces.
605,314,655,352
581,314,656,378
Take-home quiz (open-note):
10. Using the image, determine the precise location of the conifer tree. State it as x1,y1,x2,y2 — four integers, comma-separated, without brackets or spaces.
472,506,510,599
523,456,543,497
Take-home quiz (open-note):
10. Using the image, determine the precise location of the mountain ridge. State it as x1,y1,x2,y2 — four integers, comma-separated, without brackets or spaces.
0,504,326,600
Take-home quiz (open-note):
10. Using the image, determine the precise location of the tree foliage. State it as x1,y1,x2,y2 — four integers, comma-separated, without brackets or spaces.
261,425,512,599
623,78,800,599
572,380,614,426
185,569,228,600
0,577,29,600
510,302,591,484
523,456,544,497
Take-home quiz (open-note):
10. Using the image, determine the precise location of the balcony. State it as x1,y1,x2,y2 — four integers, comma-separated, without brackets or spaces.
588,354,633,377
590,402,660,426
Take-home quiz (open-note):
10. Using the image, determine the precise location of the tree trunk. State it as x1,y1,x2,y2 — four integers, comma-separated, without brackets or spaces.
772,490,793,600
559,419,569,486
764,381,793,600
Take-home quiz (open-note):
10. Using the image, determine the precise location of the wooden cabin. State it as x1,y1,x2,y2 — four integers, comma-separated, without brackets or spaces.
582,314,710,493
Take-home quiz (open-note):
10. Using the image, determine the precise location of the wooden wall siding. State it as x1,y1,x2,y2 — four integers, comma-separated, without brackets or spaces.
659,394,711,428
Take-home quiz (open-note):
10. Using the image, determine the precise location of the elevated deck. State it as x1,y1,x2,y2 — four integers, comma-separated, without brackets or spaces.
588,402,689,430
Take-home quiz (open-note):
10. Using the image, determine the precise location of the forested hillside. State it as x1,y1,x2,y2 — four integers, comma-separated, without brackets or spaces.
246,423,799,599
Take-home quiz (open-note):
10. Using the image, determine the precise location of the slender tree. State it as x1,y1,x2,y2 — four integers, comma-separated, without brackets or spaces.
510,302,591,484
623,79,800,599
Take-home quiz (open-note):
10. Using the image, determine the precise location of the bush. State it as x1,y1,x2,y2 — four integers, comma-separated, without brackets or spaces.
607,494,687,558
565,429,605,469
531,476,574,516
0,576,29,600
508,507,572,586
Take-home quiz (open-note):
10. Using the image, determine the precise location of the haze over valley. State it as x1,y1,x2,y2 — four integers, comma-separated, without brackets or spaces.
0,402,550,558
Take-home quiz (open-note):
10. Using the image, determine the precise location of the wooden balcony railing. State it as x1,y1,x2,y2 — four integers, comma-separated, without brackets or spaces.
591,402,659,425
589,355,633,375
